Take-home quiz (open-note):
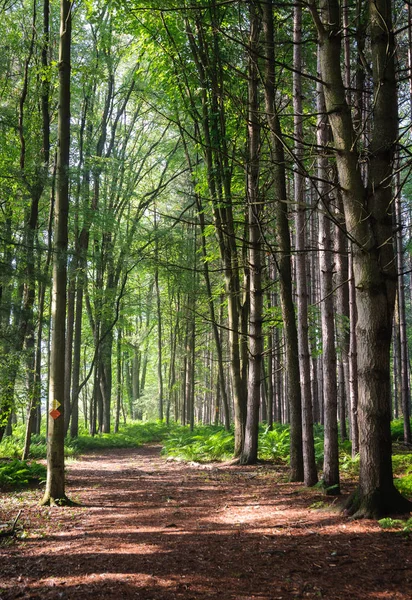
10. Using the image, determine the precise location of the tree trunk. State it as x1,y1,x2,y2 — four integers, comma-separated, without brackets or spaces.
41,0,72,506
184,15,246,454
310,0,412,516
317,74,340,494
293,0,318,486
348,251,359,456
394,173,411,443
155,249,164,421
241,0,262,465
262,0,303,480
115,328,122,434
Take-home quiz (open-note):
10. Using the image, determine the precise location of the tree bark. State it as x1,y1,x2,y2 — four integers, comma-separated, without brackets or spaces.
262,0,303,480
316,74,340,494
293,0,318,486
310,0,412,517
241,0,262,465
41,0,72,506
184,14,246,454
394,173,411,443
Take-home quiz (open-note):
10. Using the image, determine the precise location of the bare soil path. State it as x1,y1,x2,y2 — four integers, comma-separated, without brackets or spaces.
1,445,412,599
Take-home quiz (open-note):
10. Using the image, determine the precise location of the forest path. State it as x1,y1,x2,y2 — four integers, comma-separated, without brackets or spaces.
1,445,411,599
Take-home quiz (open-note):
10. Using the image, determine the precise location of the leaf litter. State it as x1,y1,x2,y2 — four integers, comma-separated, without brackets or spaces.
1,445,411,599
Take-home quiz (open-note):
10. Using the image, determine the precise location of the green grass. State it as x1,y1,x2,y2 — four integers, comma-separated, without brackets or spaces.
67,421,172,454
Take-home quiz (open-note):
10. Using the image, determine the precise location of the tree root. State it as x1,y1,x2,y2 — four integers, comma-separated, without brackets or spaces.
343,486,412,520
39,495,80,507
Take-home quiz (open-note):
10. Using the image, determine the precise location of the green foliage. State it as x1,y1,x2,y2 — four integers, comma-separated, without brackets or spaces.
394,474,412,497
378,517,412,533
258,424,290,461
67,421,171,453
263,305,284,331
162,425,234,462
0,421,172,460
339,452,360,477
0,459,46,488
162,423,329,465
390,418,412,441
0,436,22,459
391,452,412,496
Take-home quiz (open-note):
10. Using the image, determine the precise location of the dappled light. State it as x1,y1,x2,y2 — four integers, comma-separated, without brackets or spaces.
2,446,412,599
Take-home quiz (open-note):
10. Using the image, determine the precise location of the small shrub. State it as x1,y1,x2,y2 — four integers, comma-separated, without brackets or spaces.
0,459,46,488
378,517,412,533
258,425,290,462
391,419,412,442
162,425,234,462
339,452,360,477
394,474,412,497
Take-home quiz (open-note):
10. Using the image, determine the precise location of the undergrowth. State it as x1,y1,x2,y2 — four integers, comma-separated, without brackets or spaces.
2,418,412,493
378,517,412,533
162,425,235,461
0,421,173,461
0,459,46,489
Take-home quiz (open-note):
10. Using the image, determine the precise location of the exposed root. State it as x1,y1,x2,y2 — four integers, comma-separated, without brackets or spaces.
40,495,81,507
344,486,412,520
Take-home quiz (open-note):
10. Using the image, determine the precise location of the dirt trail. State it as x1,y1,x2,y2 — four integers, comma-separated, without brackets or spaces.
1,445,411,599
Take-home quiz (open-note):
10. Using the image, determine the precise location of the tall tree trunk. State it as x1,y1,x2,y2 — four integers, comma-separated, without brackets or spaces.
64,270,75,434
293,0,318,486
394,173,411,443
184,15,246,454
241,0,262,464
180,129,231,430
154,231,164,421
262,0,303,480
317,73,340,494
348,251,359,455
114,328,122,434
41,0,72,506
70,233,87,438
309,0,412,516
22,188,54,458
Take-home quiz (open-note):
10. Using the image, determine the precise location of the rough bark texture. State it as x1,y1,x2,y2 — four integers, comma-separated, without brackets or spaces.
348,251,359,455
293,2,317,487
311,0,412,517
262,0,303,481
394,179,411,443
316,76,339,494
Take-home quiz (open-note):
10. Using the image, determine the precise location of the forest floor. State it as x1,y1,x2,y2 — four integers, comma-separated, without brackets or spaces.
1,445,412,600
